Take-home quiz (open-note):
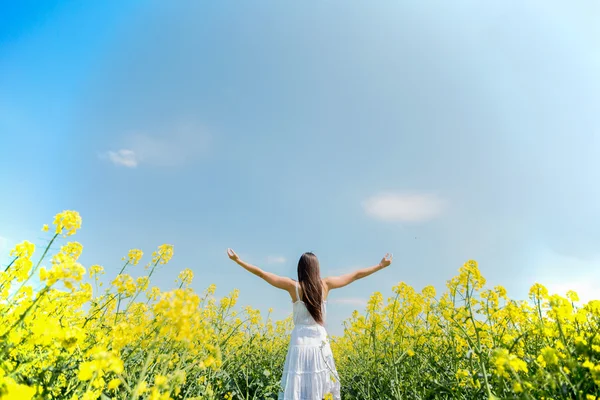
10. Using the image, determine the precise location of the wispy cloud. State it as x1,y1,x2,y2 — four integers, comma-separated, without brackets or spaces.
101,121,210,168
545,279,599,304
531,252,600,304
105,149,139,168
266,255,286,264
363,192,444,222
329,297,368,307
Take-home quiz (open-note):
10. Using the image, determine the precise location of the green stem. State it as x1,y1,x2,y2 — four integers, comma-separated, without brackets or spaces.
8,233,59,301
1,285,51,340
464,277,493,399
3,256,18,272
114,295,122,325
117,260,131,277
130,349,155,400
124,259,160,311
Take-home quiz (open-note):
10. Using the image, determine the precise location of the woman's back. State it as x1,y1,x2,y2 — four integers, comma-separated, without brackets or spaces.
279,282,340,400
292,282,327,326
226,248,392,400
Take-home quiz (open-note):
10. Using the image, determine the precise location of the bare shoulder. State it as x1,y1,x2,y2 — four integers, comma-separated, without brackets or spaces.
321,278,331,300
323,276,337,289
281,277,300,301
279,276,298,291
322,271,357,291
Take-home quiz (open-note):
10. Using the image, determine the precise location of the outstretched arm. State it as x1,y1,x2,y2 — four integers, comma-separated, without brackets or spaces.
324,253,393,290
227,248,295,290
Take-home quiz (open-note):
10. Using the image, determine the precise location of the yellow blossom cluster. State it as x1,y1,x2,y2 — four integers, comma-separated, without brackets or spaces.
0,211,288,399
1,213,599,399
332,260,600,399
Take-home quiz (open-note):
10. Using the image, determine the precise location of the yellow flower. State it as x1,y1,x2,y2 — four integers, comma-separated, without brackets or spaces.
89,264,104,277
583,360,600,386
537,347,559,368
8,241,36,282
529,283,549,300
152,244,174,265
108,378,121,390
155,375,168,387
207,284,217,295
495,285,507,298
421,285,436,298
0,376,37,400
513,382,523,393
455,369,470,387
53,210,82,236
177,269,194,286
10,213,600,400
566,290,579,302
146,286,161,300
9,241,35,258
127,249,143,265
492,348,528,378
42,224,49,232
112,274,136,297
57,242,84,260
134,381,148,396
78,361,97,381
137,276,150,291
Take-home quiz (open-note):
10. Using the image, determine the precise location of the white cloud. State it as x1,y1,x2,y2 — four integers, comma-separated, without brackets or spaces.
266,255,286,264
540,270,600,304
329,297,368,307
531,251,600,303
363,192,444,222
106,149,139,168
101,121,210,168
545,279,599,304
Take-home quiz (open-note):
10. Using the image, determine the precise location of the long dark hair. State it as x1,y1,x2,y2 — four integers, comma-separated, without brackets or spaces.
297,252,324,325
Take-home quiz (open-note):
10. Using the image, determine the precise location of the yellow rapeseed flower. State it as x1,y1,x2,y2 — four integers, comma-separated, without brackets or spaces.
177,269,194,286
89,264,104,277
127,249,143,265
53,210,82,236
107,378,121,390
6,212,600,400
567,290,579,303
529,283,549,300
537,347,559,368
152,244,174,265
513,382,523,393
0,376,37,400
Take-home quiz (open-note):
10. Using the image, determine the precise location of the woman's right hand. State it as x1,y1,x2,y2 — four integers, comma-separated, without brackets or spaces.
227,248,240,262
379,253,393,268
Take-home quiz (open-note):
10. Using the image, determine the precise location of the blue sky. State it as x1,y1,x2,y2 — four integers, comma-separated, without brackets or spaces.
1,1,599,335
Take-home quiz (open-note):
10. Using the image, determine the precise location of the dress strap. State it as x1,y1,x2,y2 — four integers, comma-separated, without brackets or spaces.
295,281,300,302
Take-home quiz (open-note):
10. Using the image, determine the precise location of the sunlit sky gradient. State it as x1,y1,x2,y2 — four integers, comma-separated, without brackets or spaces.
1,1,599,335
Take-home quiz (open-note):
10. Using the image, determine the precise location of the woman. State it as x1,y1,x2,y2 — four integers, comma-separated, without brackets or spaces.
227,249,393,400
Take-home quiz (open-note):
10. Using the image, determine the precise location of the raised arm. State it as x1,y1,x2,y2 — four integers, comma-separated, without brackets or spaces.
324,253,393,290
227,248,295,290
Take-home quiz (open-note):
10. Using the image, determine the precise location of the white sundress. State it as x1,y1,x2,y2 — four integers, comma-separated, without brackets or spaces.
278,282,341,400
